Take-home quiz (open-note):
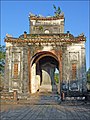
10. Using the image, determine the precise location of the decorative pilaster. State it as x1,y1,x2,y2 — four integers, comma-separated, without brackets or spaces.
4,47,9,91
28,48,31,93
57,50,62,94
22,47,29,93
81,44,87,92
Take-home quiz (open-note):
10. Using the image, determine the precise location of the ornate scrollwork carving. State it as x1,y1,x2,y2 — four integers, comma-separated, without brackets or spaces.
70,52,78,61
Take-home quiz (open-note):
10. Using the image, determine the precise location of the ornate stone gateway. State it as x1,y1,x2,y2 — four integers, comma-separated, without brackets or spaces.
30,51,60,94
4,11,87,97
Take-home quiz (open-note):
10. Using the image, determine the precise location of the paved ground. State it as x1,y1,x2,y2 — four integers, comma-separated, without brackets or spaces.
0,102,90,120
0,93,90,120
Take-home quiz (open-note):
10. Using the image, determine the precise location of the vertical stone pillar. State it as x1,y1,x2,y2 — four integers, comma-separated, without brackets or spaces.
36,62,40,90
22,47,29,93
13,90,18,103
57,50,62,94
31,63,36,93
4,45,13,92
28,48,31,93
81,45,87,92
4,47,9,91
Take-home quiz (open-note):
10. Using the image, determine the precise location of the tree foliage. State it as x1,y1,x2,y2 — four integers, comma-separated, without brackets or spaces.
0,45,6,74
0,45,5,59
54,73,59,83
87,68,90,83
0,45,5,91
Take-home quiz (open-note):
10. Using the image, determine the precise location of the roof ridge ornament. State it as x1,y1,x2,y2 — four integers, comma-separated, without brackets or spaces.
29,12,35,17
6,34,12,38
79,33,84,36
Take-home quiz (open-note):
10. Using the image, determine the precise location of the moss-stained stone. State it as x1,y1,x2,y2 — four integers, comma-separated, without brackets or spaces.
4,13,87,96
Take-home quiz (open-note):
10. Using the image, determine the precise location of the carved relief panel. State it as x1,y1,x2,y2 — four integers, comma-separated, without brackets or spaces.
12,52,21,79
14,64,18,77
68,52,80,91
11,48,23,91
12,52,21,62
69,52,79,61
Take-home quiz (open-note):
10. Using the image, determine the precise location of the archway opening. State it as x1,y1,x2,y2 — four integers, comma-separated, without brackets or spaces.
31,52,60,94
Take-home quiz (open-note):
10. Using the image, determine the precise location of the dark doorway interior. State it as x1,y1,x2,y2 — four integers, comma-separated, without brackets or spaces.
36,56,59,93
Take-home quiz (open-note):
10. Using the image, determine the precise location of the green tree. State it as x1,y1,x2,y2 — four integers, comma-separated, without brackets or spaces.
54,73,59,83
0,45,5,73
0,45,6,91
0,45,5,59
87,68,90,83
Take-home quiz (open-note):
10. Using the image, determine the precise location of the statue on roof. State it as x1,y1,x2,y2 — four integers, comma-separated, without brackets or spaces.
53,5,61,17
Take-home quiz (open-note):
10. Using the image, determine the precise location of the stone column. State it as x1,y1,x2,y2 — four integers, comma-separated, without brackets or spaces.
81,44,87,92
22,47,29,93
4,47,9,91
28,48,31,93
36,62,40,90
13,90,18,103
31,63,36,93
57,50,62,94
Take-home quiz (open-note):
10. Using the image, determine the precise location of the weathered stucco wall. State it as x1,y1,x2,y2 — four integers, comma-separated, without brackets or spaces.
62,42,87,94
4,40,87,96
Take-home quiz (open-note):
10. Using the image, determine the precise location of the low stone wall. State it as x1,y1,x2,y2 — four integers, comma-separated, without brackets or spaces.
0,90,18,104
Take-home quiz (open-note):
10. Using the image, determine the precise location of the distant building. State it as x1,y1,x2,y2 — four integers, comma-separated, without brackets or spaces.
4,11,87,97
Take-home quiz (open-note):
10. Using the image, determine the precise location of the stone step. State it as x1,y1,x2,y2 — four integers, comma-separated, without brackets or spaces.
18,92,60,105
0,92,14,99
18,98,60,105
65,97,85,100
39,85,57,93
18,101,59,105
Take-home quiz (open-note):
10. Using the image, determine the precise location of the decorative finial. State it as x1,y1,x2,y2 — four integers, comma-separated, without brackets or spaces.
29,12,35,17
79,33,84,36
6,34,12,37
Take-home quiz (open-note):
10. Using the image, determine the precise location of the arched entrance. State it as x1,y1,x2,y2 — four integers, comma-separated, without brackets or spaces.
30,51,60,94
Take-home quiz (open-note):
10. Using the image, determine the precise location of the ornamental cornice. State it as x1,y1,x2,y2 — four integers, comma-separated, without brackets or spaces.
5,38,85,43
29,15,64,20
5,33,86,43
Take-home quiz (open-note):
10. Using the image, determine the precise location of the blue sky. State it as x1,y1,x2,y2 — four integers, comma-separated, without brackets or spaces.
1,0,89,71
